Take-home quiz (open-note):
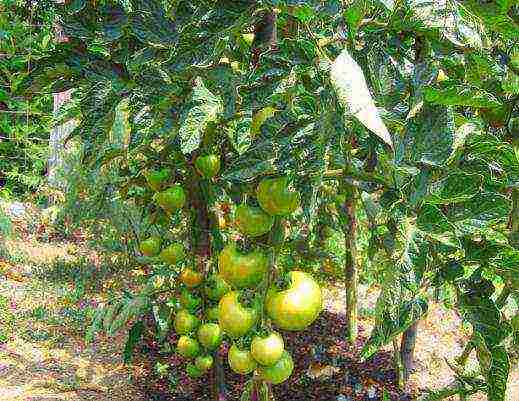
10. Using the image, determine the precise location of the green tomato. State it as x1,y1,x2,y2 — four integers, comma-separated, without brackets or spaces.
218,243,268,289
228,344,257,374
218,291,258,338
159,242,185,265
174,309,200,335
206,305,220,322
145,168,170,192
195,154,221,179
511,49,519,70
139,236,162,257
251,332,284,366
242,33,255,46
177,336,200,359
197,323,222,350
265,271,322,331
234,204,275,237
195,355,214,372
180,289,202,312
154,184,186,213
204,275,231,301
186,362,204,378
257,176,300,216
258,350,294,384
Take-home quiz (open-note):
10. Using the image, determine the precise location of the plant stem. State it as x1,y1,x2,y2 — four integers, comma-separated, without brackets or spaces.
341,136,359,344
187,165,226,401
400,320,419,384
510,188,519,250
393,337,404,389
343,186,358,343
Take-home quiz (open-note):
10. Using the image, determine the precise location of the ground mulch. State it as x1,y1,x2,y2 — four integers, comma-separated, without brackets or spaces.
136,310,414,401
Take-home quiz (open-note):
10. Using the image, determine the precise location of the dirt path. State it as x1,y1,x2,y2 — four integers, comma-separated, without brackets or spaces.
0,238,144,401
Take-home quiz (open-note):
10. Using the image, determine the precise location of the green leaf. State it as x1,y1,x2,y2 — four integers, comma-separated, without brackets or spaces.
408,0,487,49
424,87,502,108
123,320,144,363
85,307,105,344
179,77,222,154
131,0,178,48
251,107,277,138
361,296,428,360
487,346,510,401
459,295,510,348
465,1,519,40
502,71,519,95
448,192,510,233
397,105,456,167
330,49,393,148
428,172,482,205
226,115,253,155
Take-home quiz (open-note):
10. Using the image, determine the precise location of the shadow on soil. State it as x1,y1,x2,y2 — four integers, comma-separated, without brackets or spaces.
135,310,415,401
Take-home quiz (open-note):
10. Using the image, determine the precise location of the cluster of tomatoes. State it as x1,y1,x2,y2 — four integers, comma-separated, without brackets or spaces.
139,155,322,385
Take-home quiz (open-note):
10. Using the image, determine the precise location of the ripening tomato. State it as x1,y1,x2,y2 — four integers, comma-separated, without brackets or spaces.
174,309,200,335
177,335,200,359
195,355,214,372
265,271,322,331
228,344,257,374
218,243,268,289
160,242,185,265
234,204,274,237
218,291,258,338
250,332,284,366
197,322,222,350
139,236,161,257
257,176,300,216
180,267,203,287
257,350,294,384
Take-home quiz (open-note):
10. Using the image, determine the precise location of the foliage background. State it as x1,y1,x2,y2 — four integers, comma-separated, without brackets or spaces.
0,1,55,197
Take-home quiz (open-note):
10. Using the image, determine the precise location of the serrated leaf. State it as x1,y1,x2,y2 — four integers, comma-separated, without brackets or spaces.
179,77,222,154
330,49,393,148
409,0,487,49
502,71,519,95
465,1,519,40
487,346,510,401
131,0,178,48
397,104,456,167
459,295,510,348
428,172,482,204
226,115,253,155
424,86,502,108
361,296,428,360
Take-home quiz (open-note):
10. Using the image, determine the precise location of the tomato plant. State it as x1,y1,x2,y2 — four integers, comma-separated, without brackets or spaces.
30,1,518,401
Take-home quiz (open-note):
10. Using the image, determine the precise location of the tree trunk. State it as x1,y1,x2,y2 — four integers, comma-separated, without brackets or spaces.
343,186,358,343
400,321,419,383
